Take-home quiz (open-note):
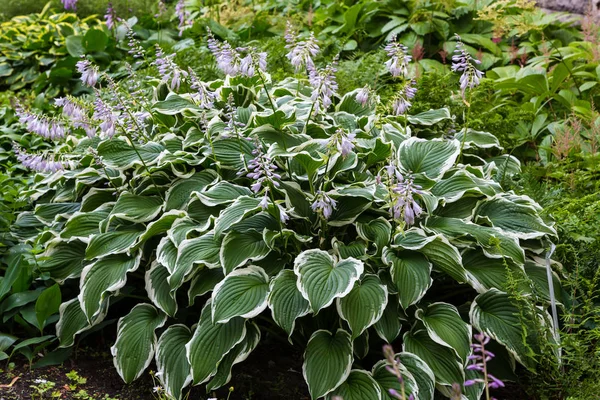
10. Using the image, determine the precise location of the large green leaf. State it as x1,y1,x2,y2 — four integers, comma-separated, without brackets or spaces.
327,370,383,400
170,233,221,290
303,329,353,400
403,330,464,387
60,210,108,239
398,138,460,180
97,139,164,169
85,230,142,260
415,302,471,363
383,249,432,309
220,230,271,275
155,325,193,399
111,304,167,383
211,266,269,323
294,249,364,313
79,254,141,321
374,298,402,343
146,262,178,317
268,269,310,338
213,196,261,236
356,217,392,255
430,170,500,203
35,284,61,330
397,352,435,400
109,193,163,223
56,298,94,348
164,171,218,211
470,289,536,369
39,241,87,283
337,275,388,340
188,268,224,305
185,304,247,384
197,181,252,206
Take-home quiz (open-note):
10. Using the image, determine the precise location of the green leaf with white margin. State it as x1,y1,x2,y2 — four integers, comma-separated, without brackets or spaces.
39,241,87,283
60,209,109,240
455,129,501,150
111,304,167,383
146,262,178,317
170,233,221,291
383,248,432,309
473,195,556,239
165,171,218,211
392,228,467,283
397,352,436,400
133,210,186,249
328,196,372,227
415,303,471,363
430,170,500,203
470,289,536,369
98,139,164,169
213,196,262,237
188,268,224,306
403,330,464,386
268,269,310,339
461,249,526,293
56,298,103,348
398,138,460,180
303,329,353,400
374,297,402,343
197,181,253,206
157,237,179,272
371,358,418,400
327,370,383,400
185,303,247,384
35,284,62,330
337,275,388,340
155,324,193,399
220,230,271,275
294,249,364,313
211,265,269,324
85,229,143,260
79,253,141,322
206,322,261,391
356,217,392,255
109,193,163,223
406,108,451,125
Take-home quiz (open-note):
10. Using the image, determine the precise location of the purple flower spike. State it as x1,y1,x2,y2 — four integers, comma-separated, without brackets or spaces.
154,46,188,90
105,3,117,29
384,36,412,78
62,0,77,10
383,164,424,226
311,191,337,219
13,144,65,173
175,0,192,36
244,143,281,193
76,60,99,87
392,80,417,116
452,34,484,98
329,128,356,158
465,332,504,394
285,25,320,72
308,57,338,114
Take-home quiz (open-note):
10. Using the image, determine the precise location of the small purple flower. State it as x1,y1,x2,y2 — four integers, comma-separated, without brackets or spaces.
93,96,117,138
188,68,215,109
308,57,338,114
16,105,66,140
155,0,167,18
330,128,356,158
464,332,505,392
76,60,99,87
240,143,281,193
207,30,241,76
355,85,370,107
105,3,117,29
311,191,337,219
452,34,484,97
391,80,417,116
13,144,65,173
382,164,424,226
384,36,412,78
238,49,268,78
175,0,192,36
125,25,145,59
286,28,320,72
61,0,77,10
154,46,188,90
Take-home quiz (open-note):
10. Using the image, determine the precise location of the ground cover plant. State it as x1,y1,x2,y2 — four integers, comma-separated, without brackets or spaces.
1,1,599,400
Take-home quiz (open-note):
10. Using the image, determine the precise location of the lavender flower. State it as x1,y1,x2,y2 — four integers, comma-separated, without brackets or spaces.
13,145,65,173
391,80,417,116
16,105,66,140
355,86,370,107
76,60,99,87
278,204,289,224
105,3,117,29
311,191,337,219
61,0,77,10
125,26,145,59
175,0,192,37
93,96,117,138
465,332,505,396
382,345,415,400
381,163,424,226
384,36,412,78
452,34,484,97
222,94,245,137
155,0,167,18
239,144,281,193
308,57,338,114
188,68,215,109
285,26,320,72
207,31,241,76
154,46,188,90
239,49,268,78
329,128,356,158
55,97,95,137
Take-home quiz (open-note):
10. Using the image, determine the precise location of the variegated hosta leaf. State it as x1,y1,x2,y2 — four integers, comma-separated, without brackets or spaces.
188,268,224,306
56,298,104,348
219,230,271,275
78,253,141,322
164,170,218,211
398,137,460,180
268,269,310,339
39,240,87,283
337,274,388,340
34,202,80,225
374,297,402,344
211,265,269,324
430,170,500,203
206,321,261,391
403,330,464,387
371,358,419,400
155,324,193,399
134,210,186,249
294,249,364,313
185,303,247,385
392,228,467,283
85,229,143,260
470,288,536,369
473,194,556,239
326,370,383,400
60,210,109,240
213,196,262,237
415,302,471,363
97,139,164,169
111,304,167,383
170,233,221,290
109,193,163,223
383,248,432,310
462,249,526,293
196,181,253,207
396,352,436,400
303,329,353,400
356,217,392,255
146,262,178,317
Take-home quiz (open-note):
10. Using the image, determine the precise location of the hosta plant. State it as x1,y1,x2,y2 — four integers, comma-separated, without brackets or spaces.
11,37,560,400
